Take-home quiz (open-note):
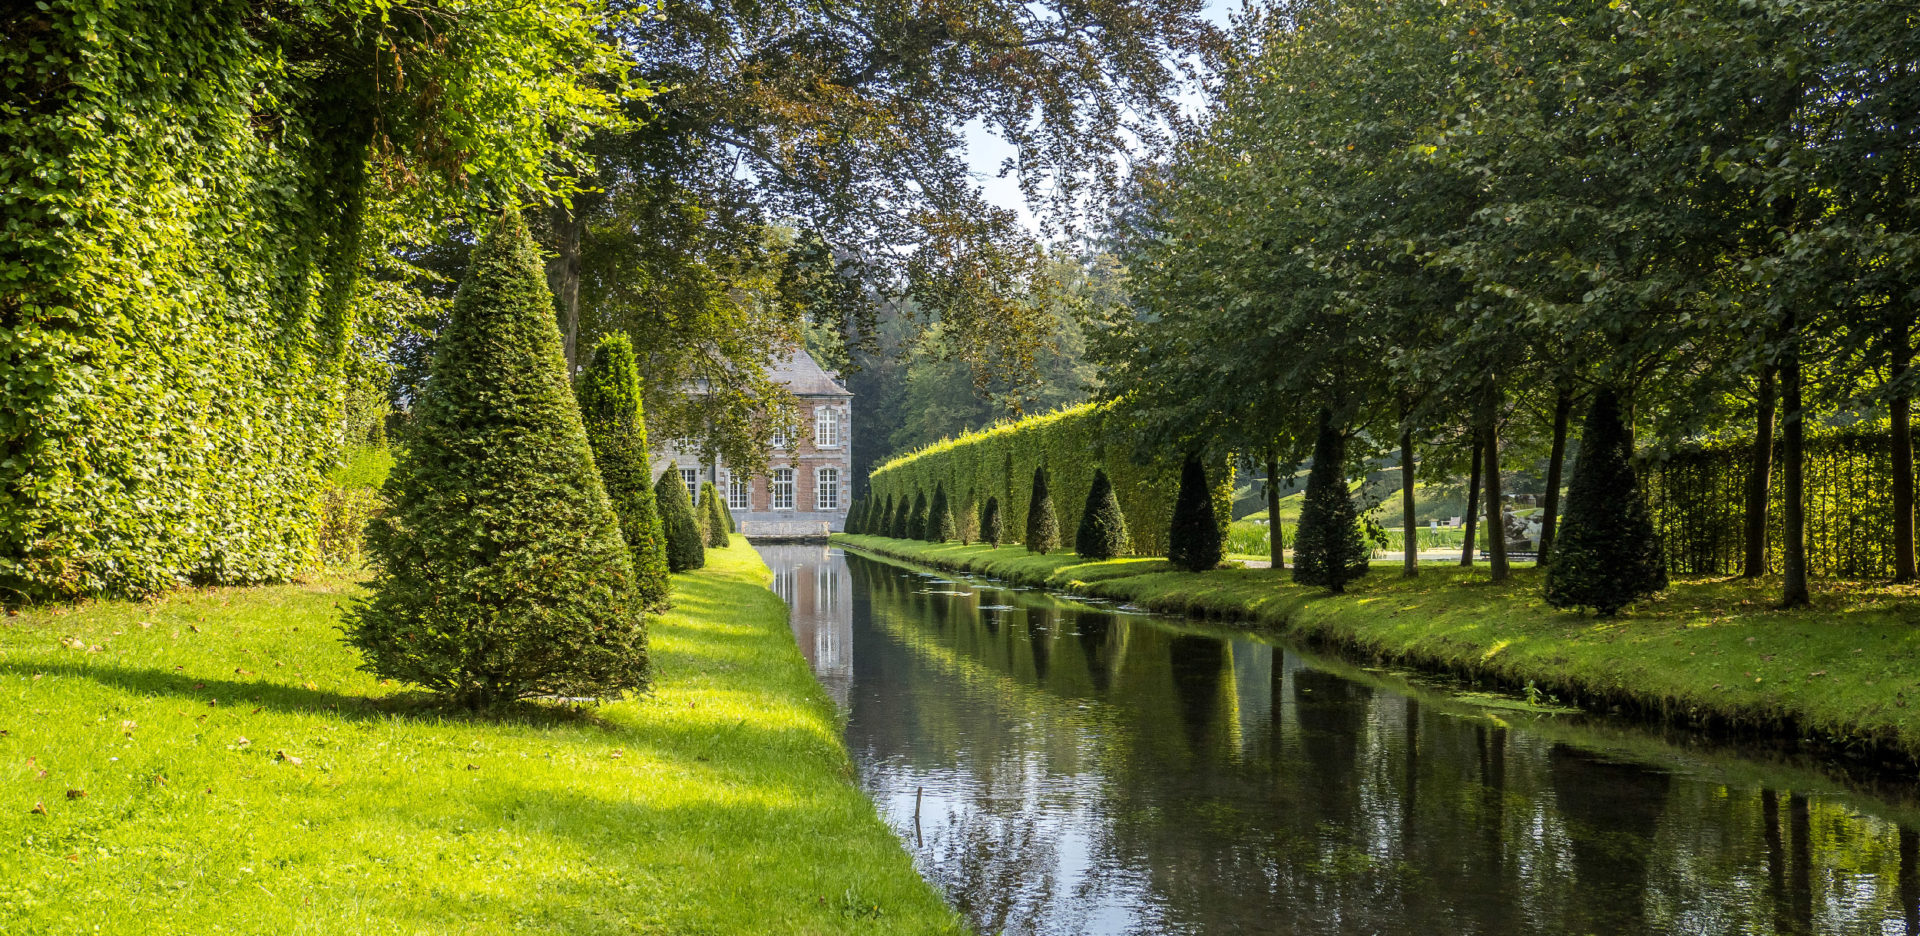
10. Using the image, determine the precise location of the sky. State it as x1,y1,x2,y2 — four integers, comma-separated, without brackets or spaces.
959,0,1242,235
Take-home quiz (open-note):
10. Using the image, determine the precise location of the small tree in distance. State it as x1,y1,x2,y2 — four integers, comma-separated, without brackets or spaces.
845,497,865,534
699,481,729,547
1076,468,1129,560
345,209,647,707
929,482,955,541
1168,455,1223,572
890,491,911,538
981,496,1003,547
1026,467,1060,554
654,469,707,572
907,490,930,539
1545,387,1668,615
575,333,672,611
1292,410,1370,593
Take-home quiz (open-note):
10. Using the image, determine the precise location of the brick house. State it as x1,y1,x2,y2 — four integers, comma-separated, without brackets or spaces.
651,349,853,538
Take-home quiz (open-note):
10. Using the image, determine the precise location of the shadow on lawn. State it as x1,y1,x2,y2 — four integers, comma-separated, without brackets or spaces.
0,659,622,729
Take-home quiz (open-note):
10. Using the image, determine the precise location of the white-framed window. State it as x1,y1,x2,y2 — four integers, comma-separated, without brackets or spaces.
770,467,795,510
814,406,840,448
815,466,840,510
771,427,789,449
680,467,699,502
725,472,750,511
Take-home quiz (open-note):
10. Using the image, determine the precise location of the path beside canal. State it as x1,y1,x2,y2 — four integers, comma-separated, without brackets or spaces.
835,534,1920,762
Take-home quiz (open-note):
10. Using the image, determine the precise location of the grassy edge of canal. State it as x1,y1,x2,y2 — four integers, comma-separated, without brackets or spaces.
835,533,1920,764
0,536,963,935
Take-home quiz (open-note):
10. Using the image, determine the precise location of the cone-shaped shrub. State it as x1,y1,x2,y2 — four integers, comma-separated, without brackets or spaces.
845,497,865,534
346,210,647,707
654,468,706,572
1167,455,1223,572
699,481,729,547
574,333,673,612
1026,467,1060,554
890,492,910,538
1545,387,1667,615
1292,410,1370,593
907,490,929,540
1075,469,1129,560
960,489,977,544
928,483,955,542
871,495,889,536
982,496,1004,547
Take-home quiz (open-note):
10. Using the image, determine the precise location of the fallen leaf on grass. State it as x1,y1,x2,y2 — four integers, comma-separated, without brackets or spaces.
29,802,46,815
188,625,200,633
610,749,624,759
273,751,301,766
1809,670,1827,677
465,764,480,771
65,789,85,799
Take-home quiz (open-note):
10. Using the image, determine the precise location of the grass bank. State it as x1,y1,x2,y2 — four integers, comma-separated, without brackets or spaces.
1,538,960,935
835,533,1920,762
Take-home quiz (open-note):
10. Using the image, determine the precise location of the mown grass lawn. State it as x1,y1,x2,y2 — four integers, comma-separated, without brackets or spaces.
0,538,961,935
837,533,1920,760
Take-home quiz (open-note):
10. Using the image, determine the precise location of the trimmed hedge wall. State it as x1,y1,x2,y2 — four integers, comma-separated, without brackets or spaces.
866,403,1231,556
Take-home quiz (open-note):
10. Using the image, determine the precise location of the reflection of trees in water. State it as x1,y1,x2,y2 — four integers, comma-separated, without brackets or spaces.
825,553,1920,936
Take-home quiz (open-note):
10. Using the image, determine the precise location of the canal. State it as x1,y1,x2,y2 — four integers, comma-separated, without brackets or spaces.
760,542,1920,935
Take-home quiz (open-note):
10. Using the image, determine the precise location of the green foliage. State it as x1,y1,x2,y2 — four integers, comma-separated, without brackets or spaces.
907,491,930,541
345,210,646,707
1026,468,1061,554
1074,469,1129,560
699,481,730,548
576,333,672,611
981,496,1004,547
0,1,630,601
845,498,865,535
1547,389,1668,615
1168,456,1224,572
1292,416,1370,593
928,484,956,542
889,493,910,539
655,469,708,573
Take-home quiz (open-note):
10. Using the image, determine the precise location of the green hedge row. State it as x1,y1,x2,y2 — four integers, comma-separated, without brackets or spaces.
865,403,1232,556
2,2,370,599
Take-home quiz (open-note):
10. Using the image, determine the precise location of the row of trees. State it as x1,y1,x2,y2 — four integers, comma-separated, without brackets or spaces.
1093,0,1920,612
849,458,1227,571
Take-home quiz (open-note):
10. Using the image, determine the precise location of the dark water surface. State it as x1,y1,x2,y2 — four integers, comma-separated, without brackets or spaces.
760,543,1920,936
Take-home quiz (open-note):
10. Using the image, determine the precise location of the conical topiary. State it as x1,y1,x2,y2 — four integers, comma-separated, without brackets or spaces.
1025,467,1060,554
928,483,955,542
654,468,706,572
845,497,865,534
346,209,647,707
1075,468,1129,560
907,490,929,540
982,496,1003,547
1545,387,1667,615
575,333,673,611
959,489,977,545
889,491,910,538
1292,410,1370,593
699,481,729,547
1168,455,1223,572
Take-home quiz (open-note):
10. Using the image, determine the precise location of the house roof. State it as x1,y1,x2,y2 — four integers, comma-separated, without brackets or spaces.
773,348,852,397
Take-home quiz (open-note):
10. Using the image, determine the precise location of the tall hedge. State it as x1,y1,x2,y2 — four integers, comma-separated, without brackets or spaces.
1075,469,1129,560
1546,388,1668,615
1168,455,1224,572
654,469,707,572
575,333,672,611
929,483,955,542
699,481,729,547
1026,467,1061,554
1292,412,1370,593
344,210,646,706
866,403,1219,556
982,496,1004,547
907,490,930,540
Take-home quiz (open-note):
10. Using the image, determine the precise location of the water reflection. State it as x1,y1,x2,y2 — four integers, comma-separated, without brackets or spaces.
759,544,1920,935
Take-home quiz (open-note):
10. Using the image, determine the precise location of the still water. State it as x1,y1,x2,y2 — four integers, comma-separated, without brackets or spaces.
762,543,1920,935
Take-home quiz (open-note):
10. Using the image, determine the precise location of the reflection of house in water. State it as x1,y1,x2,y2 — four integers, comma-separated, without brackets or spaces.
766,544,854,709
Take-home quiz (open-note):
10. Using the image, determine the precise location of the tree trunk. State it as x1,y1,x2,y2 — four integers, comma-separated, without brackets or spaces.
546,200,586,372
1781,310,1810,607
1482,392,1509,582
1539,385,1572,560
1266,451,1284,570
1461,435,1482,567
1402,427,1418,577
1893,318,1915,583
1743,365,1777,578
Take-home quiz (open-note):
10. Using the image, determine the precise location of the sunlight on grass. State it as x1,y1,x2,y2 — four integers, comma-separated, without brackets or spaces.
0,537,960,935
